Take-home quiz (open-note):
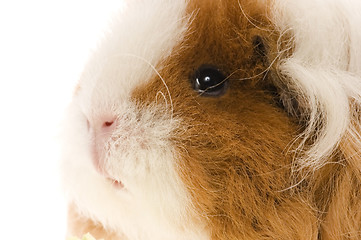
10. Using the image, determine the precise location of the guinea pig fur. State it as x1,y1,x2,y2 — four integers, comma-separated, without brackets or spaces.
61,0,361,239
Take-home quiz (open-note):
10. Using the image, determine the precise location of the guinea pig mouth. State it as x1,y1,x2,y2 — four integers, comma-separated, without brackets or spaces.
91,141,124,189
92,155,125,189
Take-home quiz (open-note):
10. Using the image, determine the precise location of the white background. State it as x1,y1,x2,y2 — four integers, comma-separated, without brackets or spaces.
0,1,124,239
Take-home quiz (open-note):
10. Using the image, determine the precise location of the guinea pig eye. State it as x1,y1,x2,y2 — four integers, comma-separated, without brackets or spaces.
192,65,228,96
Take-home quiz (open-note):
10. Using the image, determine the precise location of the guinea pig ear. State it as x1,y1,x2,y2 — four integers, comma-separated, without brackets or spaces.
251,35,272,68
252,35,267,59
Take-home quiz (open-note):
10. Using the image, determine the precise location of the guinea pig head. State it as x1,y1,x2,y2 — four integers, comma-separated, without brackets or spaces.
63,0,322,239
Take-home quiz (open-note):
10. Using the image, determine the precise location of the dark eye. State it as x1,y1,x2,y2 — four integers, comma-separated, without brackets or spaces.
192,65,228,97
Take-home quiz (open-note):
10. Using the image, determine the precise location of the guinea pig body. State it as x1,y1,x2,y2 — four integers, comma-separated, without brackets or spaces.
62,0,361,239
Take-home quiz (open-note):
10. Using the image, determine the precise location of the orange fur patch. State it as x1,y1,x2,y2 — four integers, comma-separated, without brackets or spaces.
131,0,319,239
131,0,361,239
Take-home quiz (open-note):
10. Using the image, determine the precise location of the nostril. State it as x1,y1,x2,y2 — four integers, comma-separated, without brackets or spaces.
89,115,117,132
103,121,114,127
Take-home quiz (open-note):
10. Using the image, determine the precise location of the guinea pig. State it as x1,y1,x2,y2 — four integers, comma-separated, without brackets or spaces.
61,0,361,239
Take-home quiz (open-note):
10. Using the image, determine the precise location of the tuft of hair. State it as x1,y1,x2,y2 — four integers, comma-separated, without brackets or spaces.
271,0,361,172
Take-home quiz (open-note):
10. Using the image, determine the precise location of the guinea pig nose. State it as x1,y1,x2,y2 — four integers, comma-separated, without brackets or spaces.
87,115,118,135
100,117,117,132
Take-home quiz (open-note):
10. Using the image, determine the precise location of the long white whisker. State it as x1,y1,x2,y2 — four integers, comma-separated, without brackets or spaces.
237,0,270,32
120,53,174,119
156,90,168,108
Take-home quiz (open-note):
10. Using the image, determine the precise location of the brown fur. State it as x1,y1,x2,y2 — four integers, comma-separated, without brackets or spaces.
68,0,361,239
318,122,361,239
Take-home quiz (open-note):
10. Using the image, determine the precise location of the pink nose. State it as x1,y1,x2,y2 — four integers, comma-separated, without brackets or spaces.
90,115,117,175
100,118,117,135
88,115,117,140
87,116,117,131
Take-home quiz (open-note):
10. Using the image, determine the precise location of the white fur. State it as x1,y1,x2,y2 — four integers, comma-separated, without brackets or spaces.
271,0,361,171
62,0,209,239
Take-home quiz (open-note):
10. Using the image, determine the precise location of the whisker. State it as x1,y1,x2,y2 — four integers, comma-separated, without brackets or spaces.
198,48,288,96
156,90,168,107
198,68,241,96
237,0,271,32
119,53,174,120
